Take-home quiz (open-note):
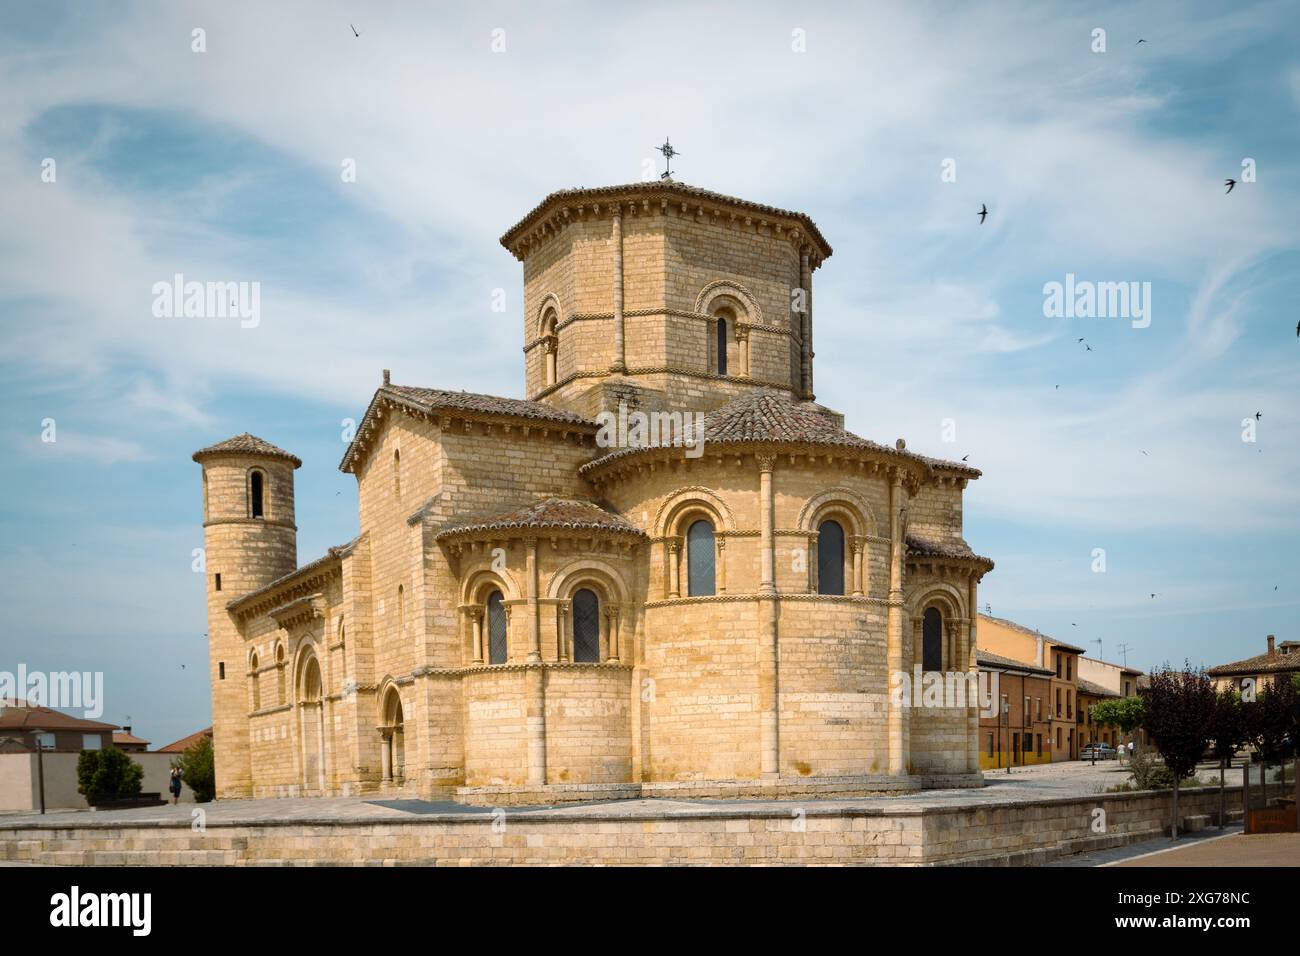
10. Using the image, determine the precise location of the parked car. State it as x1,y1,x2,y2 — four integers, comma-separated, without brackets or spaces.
1079,743,1118,760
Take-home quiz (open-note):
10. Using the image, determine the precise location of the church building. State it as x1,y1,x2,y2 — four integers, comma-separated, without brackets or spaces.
194,179,994,803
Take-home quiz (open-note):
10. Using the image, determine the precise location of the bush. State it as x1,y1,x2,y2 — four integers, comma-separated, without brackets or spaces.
76,748,144,805
175,734,215,803
1127,751,1176,791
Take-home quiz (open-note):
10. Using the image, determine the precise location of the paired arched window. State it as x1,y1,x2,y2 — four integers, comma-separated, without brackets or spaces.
922,607,943,671
686,519,716,596
249,469,265,519
486,590,507,664
572,588,601,663
715,315,729,375
817,519,845,595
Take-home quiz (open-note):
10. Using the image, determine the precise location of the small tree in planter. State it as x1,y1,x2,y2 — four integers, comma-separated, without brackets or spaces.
76,747,144,806
1209,688,1247,828
175,733,216,803
1140,663,1215,839
1091,695,1145,764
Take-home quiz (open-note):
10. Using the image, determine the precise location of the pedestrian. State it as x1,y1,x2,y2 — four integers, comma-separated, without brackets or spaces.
1127,740,1135,761
169,767,183,805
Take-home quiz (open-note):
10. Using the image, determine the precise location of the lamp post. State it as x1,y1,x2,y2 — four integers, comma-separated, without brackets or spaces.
31,728,48,814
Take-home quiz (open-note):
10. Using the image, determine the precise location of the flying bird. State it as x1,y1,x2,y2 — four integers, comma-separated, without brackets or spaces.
1137,39,1147,44
1150,593,1157,599
1295,319,1299,336
350,23,360,37
1225,178,1237,193
978,204,988,224
961,455,969,461
1140,450,1149,456
1086,345,1093,352
1255,411,1262,421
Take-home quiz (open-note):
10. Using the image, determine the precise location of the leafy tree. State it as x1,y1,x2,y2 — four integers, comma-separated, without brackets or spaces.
1140,663,1216,839
1245,678,1298,803
1091,695,1145,761
175,734,215,803
76,747,144,805
1209,688,1247,827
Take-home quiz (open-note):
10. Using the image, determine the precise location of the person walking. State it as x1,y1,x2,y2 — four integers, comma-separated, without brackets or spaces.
168,767,183,805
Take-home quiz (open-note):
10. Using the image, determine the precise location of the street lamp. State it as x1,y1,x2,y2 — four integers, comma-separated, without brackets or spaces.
31,728,49,814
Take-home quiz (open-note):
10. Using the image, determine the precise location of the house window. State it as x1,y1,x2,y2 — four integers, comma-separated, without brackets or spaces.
686,520,716,596
1037,734,1043,756
716,316,729,375
1056,728,1063,748
1024,696,1030,727
1066,657,1072,680
36,732,56,750
816,520,845,595
987,733,994,757
250,470,265,519
487,590,507,664
922,607,943,671
1056,688,1062,717
82,734,101,750
572,588,601,663
1054,653,1061,678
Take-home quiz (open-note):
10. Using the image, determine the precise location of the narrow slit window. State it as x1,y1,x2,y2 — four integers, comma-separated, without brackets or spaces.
250,470,265,518
716,317,728,375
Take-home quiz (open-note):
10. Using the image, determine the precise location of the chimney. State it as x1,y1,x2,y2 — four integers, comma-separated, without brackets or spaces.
1267,634,1275,662
123,725,131,736
382,369,391,386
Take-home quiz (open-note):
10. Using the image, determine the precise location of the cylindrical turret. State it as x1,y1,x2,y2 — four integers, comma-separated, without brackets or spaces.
193,433,300,798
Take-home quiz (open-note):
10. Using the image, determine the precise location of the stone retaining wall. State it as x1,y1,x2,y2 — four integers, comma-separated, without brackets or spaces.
0,786,1243,866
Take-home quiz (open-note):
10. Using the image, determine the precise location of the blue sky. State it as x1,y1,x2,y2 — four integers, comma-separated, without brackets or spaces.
1,1,1298,746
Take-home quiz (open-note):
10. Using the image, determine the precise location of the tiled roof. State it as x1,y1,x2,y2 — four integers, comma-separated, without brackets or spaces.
582,391,925,473
0,699,118,733
192,433,301,468
1207,645,1300,677
906,534,994,568
112,731,151,746
915,453,982,478
340,384,595,474
500,181,833,259
1077,678,1119,698
976,649,1053,676
156,727,213,753
978,613,1086,654
436,498,645,540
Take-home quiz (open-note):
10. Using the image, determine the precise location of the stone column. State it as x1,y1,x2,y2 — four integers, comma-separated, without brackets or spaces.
758,456,776,595
966,574,980,772
611,205,626,373
526,539,541,663
379,728,392,783
737,326,750,378
757,454,780,778
887,473,909,776
525,666,547,785
667,540,681,599
799,247,813,400
544,337,557,388
557,602,570,662
716,537,727,594
608,605,621,662
851,535,865,596
600,608,612,662
470,606,484,664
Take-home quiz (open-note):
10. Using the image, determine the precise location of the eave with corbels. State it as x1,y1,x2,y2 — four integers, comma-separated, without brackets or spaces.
499,182,832,266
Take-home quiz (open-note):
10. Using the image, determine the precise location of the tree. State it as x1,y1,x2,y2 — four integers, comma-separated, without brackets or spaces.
1245,677,1298,804
175,734,215,803
1091,695,1144,762
1208,688,1247,828
1140,664,1216,839
76,747,144,805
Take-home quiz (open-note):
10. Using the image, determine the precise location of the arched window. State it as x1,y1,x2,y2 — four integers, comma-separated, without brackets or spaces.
486,590,507,664
249,653,260,711
715,315,728,375
572,588,601,663
275,645,286,704
393,449,401,498
541,307,558,387
687,519,716,596
250,470,265,519
817,520,845,595
382,688,405,784
923,607,943,672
